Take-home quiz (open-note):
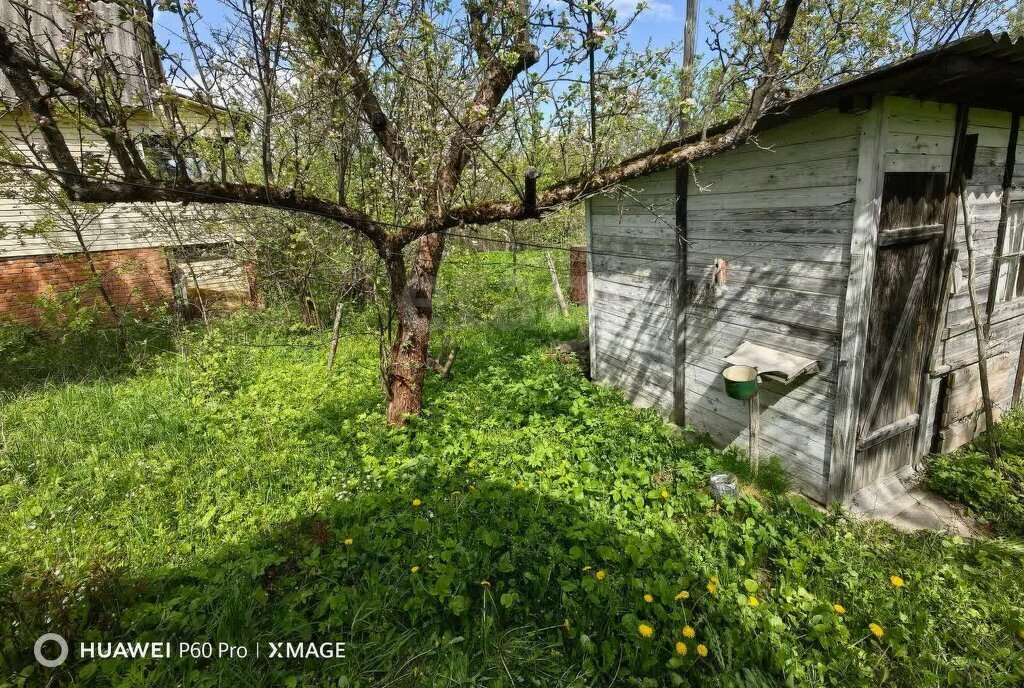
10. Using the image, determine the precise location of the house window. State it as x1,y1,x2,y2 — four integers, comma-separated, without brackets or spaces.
143,135,205,181
996,201,1024,303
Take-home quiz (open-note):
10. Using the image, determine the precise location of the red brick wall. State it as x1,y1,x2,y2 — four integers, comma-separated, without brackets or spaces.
0,248,174,325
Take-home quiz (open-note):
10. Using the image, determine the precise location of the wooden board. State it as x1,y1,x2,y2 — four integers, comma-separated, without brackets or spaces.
853,170,947,493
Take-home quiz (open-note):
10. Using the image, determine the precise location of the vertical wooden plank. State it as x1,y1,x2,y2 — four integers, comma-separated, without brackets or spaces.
917,104,970,460
985,111,1019,322
827,98,888,503
672,163,689,426
585,198,599,381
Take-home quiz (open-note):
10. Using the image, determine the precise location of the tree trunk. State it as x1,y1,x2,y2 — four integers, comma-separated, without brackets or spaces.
385,232,446,425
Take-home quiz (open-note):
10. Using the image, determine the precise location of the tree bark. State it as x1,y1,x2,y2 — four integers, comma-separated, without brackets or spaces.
385,232,446,425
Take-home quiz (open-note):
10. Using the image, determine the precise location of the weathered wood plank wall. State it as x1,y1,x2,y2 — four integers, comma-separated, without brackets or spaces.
588,111,862,501
587,169,677,413
683,110,861,501
881,98,1024,452
587,97,1024,502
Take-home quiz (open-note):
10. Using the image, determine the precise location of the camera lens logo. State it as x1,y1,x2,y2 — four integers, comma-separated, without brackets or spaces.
34,633,69,668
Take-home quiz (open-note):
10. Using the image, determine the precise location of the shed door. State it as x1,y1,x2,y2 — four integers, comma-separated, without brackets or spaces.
853,172,947,492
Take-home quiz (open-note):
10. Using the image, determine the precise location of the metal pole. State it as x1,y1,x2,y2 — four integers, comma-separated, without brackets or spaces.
748,389,760,471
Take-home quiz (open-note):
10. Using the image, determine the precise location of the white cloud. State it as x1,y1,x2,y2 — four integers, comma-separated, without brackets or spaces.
611,0,676,21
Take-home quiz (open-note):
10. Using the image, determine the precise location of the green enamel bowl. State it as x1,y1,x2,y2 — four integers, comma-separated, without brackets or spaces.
722,365,758,400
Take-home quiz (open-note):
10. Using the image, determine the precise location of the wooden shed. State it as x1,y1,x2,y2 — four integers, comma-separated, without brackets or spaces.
586,32,1024,503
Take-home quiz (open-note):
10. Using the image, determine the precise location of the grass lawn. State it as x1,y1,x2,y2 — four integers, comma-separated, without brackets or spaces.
926,412,1024,537
1,251,1023,687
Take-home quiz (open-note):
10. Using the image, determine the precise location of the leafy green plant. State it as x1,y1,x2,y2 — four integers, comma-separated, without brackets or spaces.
2,252,1023,687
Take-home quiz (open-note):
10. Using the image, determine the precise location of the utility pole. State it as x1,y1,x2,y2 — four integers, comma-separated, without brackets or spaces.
680,0,699,138
586,6,598,168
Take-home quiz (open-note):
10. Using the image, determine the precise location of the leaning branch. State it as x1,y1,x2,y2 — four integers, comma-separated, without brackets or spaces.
294,1,414,170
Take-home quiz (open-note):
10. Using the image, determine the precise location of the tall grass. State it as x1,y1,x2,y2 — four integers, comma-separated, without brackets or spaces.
1,251,1023,687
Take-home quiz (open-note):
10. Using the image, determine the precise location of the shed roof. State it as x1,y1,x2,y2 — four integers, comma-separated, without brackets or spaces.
633,31,1023,164
771,30,1024,118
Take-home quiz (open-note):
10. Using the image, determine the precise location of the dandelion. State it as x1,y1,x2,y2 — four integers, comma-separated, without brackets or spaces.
638,623,654,638
889,575,904,588
869,623,884,638
661,490,669,499
682,625,695,639
411,565,420,573
833,604,846,615
479,580,491,587
696,643,708,657
748,596,760,608
710,576,719,584
675,641,688,655
674,590,690,601
412,498,422,507
343,537,354,546
595,569,606,581
706,583,718,595
582,565,592,572
1017,630,1024,639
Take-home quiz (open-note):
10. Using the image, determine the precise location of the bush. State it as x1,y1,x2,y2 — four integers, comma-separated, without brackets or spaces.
926,413,1024,536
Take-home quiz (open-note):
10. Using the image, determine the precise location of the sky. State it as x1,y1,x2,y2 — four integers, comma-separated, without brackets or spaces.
617,0,729,52
158,0,732,62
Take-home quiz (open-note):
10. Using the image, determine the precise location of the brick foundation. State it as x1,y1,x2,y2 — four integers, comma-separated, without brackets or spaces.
0,248,174,325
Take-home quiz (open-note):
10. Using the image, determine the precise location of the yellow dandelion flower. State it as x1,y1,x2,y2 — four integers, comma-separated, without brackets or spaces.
682,625,695,639
889,575,904,588
748,596,760,608
706,583,718,595
661,490,669,499
582,565,592,572
343,537,354,546
411,565,420,573
710,576,719,584
869,623,884,638
644,594,654,603
412,498,422,507
675,641,688,655
1017,630,1024,639
833,604,846,615
479,580,491,587
638,623,654,638
696,643,708,657
595,569,606,581
674,590,690,601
